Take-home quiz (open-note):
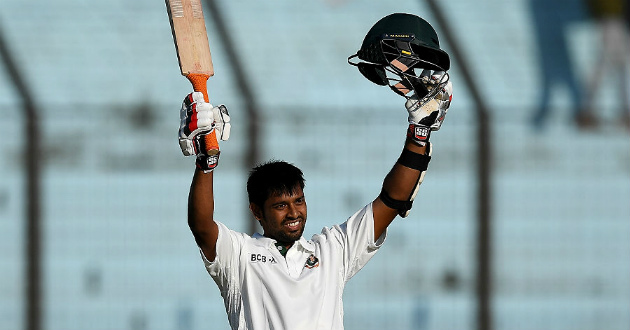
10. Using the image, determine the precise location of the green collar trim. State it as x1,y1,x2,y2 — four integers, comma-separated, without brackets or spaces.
274,242,289,257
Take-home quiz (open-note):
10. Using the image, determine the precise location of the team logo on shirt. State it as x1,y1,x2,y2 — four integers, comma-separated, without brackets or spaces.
304,254,319,269
250,253,277,264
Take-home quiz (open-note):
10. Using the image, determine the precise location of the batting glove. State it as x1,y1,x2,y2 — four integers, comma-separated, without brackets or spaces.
405,70,452,146
178,92,231,172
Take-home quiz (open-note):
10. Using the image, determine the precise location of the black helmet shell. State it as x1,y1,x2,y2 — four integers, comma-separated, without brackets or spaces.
357,13,450,71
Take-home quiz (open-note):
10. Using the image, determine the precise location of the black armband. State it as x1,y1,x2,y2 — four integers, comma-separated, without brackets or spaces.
396,148,431,171
379,188,413,213
383,142,433,218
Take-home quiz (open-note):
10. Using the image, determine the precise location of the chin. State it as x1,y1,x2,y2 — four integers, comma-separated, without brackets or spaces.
282,230,303,243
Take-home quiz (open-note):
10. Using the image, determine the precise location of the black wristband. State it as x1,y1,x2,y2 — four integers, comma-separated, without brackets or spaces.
407,124,431,146
397,148,431,171
196,153,220,173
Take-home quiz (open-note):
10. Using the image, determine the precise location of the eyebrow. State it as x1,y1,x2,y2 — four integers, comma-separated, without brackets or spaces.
271,201,287,207
270,194,305,207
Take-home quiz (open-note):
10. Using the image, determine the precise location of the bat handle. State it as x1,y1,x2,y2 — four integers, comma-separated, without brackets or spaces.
187,73,220,155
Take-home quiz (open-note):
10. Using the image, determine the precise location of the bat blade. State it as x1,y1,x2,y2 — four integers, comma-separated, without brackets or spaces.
166,0,214,78
166,0,219,154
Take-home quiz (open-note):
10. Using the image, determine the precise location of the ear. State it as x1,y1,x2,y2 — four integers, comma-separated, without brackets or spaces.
249,203,263,221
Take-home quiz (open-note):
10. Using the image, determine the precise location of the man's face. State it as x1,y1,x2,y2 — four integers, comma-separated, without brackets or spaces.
251,186,307,245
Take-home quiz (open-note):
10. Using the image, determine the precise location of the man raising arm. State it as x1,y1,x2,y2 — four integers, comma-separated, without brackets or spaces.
178,93,230,261
373,70,452,239
177,13,453,330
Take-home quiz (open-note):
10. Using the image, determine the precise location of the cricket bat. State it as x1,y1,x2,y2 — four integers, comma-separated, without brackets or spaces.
166,0,219,154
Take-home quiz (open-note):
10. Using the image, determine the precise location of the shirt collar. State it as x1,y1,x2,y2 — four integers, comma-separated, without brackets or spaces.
252,233,315,253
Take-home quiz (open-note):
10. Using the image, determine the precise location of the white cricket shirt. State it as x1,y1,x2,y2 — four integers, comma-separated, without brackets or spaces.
201,203,386,330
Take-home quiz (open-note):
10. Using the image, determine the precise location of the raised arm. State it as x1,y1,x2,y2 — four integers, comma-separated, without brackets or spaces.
188,170,219,261
372,72,453,239
178,92,231,261
345,13,453,240
372,140,428,239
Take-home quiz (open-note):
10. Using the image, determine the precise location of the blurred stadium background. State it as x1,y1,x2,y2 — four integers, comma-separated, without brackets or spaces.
1,0,629,330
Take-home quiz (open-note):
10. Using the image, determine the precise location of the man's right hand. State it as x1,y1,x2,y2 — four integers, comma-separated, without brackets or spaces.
178,92,231,172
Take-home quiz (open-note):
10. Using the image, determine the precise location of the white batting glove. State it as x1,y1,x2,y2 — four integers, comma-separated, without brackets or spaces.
178,92,231,157
178,92,231,173
405,70,453,145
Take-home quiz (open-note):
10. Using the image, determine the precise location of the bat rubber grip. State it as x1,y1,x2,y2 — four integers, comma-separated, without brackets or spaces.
187,73,211,102
187,73,219,155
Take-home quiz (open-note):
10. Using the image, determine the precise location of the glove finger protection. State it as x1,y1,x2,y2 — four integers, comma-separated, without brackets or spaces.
179,92,210,156
180,92,210,135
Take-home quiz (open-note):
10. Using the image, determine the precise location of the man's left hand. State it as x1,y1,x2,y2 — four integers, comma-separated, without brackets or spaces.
405,70,453,145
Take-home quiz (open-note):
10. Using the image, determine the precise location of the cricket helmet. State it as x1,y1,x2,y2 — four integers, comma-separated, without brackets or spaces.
348,13,450,99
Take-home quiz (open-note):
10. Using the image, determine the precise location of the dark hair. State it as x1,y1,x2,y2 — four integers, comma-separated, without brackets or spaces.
247,160,305,208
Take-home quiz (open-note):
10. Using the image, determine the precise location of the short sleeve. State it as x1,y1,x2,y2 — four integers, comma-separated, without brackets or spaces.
326,203,387,281
201,221,246,289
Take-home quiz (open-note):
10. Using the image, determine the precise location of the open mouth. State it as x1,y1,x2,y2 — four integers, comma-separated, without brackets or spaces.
284,220,302,231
